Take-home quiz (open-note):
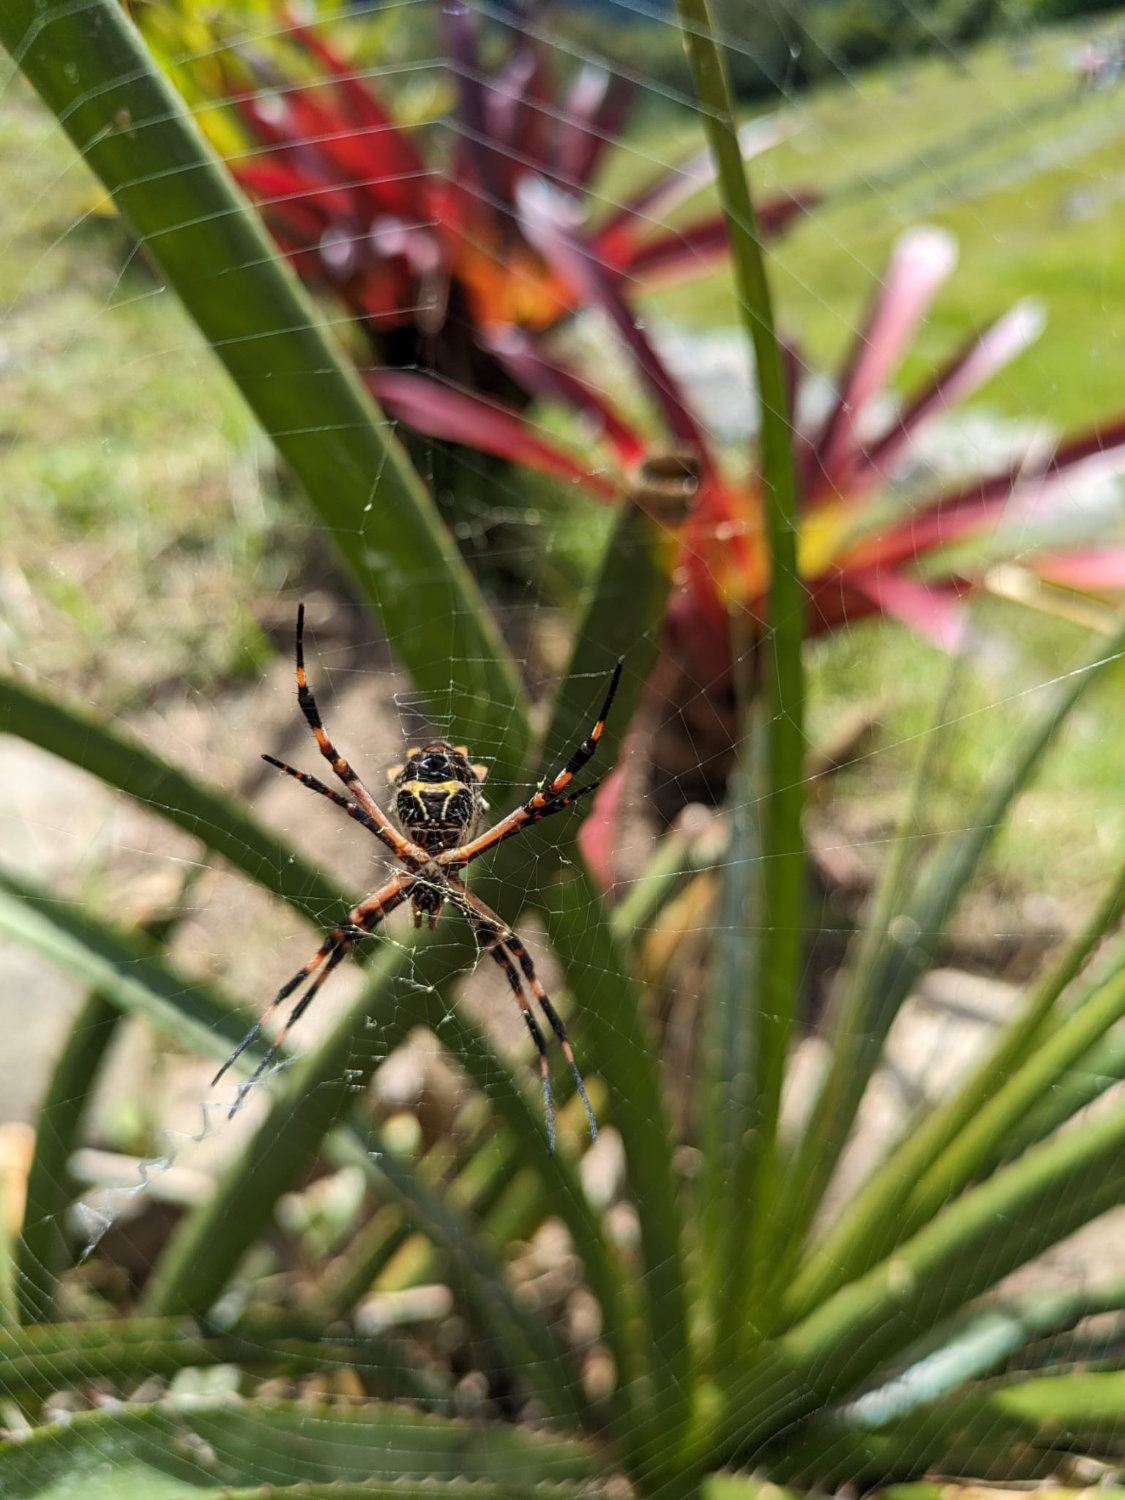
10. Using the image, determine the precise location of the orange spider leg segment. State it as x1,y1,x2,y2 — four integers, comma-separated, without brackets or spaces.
213,870,415,1118
293,603,427,867
436,659,623,871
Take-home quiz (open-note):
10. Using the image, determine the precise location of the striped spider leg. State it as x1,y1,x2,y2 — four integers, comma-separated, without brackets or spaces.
212,869,416,1117
448,876,597,1154
432,659,623,871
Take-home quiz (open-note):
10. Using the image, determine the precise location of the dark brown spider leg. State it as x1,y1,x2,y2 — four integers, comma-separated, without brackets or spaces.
291,604,426,866
436,659,622,871
476,929,557,1154
497,928,597,1145
226,940,354,1118
537,658,623,801
213,872,414,1116
452,882,597,1145
262,755,401,846
212,929,342,1089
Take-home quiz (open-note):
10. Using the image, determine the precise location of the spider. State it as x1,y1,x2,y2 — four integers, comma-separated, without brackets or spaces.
212,604,622,1152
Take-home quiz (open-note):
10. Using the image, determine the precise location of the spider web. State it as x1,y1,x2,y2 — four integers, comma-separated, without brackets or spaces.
2,0,1125,1490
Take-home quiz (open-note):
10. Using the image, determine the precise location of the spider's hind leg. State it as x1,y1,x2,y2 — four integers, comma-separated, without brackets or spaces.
477,932,557,1154
453,882,596,1149
227,938,355,1118
212,925,349,1093
213,872,415,1118
502,929,597,1145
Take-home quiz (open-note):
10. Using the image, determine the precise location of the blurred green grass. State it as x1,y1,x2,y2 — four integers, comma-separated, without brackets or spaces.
625,22,1125,429
0,71,283,708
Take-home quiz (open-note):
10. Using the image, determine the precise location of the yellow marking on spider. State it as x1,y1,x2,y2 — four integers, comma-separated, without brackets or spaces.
400,780,466,797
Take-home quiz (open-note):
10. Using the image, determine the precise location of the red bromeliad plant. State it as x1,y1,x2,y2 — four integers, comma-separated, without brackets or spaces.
219,6,811,401
371,221,1125,826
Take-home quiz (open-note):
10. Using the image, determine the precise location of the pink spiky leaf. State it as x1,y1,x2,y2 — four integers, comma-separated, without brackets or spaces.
594,116,790,266
847,299,1047,498
808,227,959,496
1028,550,1125,591
845,569,970,650
481,325,647,464
517,175,710,455
551,63,632,191
366,369,617,497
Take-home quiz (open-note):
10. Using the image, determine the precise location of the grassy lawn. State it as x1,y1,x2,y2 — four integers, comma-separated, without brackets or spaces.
618,21,1125,430
0,69,286,709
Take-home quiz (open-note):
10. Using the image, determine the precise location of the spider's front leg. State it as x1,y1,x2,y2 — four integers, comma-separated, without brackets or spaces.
435,659,623,871
287,603,427,868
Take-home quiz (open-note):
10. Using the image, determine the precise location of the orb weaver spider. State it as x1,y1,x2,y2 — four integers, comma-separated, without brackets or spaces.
213,604,621,1152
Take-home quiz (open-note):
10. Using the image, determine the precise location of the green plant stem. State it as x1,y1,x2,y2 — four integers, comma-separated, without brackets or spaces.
675,0,805,1343
0,0,526,768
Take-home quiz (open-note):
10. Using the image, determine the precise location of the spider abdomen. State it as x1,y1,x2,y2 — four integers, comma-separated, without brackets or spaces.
388,743,485,854
395,780,477,850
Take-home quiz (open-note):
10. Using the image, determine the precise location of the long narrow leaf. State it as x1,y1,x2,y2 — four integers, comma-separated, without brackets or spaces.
17,989,120,1324
533,484,689,1480
835,1272,1125,1434
702,733,760,1363
0,1401,598,1492
0,1316,435,1405
367,369,618,496
0,674,344,929
788,1365,1125,1486
327,1125,589,1428
717,1082,1125,1458
675,0,804,1351
0,866,254,1067
139,930,431,1318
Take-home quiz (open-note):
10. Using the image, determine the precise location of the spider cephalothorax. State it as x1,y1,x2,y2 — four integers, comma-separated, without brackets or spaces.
213,605,621,1152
